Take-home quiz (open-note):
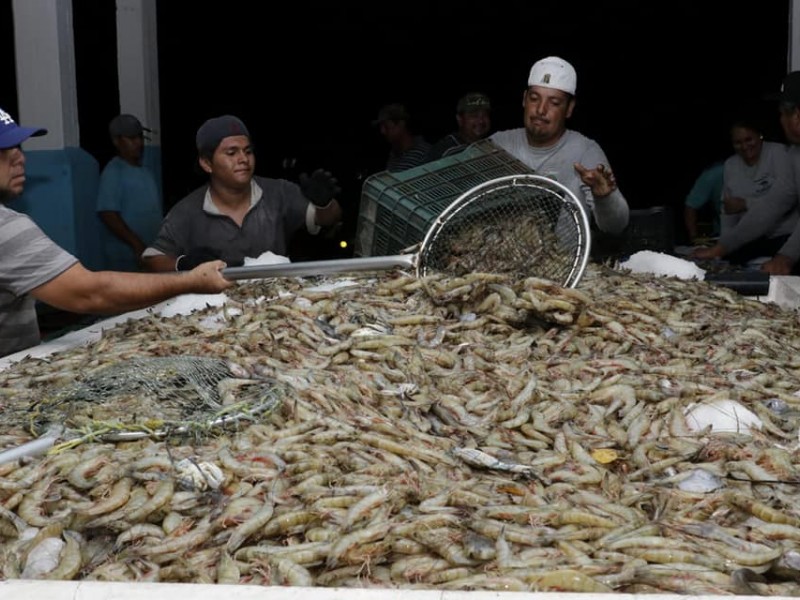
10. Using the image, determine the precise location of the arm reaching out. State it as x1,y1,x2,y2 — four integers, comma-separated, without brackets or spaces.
30,260,233,315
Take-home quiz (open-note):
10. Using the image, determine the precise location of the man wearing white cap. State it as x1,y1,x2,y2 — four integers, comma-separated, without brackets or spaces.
490,56,629,234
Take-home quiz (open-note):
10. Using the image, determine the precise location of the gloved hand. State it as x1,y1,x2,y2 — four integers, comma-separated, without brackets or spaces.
175,247,222,271
299,169,341,207
222,251,245,268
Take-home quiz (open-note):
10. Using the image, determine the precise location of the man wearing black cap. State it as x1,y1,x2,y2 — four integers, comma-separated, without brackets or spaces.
0,107,232,358
426,92,493,162
97,114,162,272
693,71,800,275
142,114,343,272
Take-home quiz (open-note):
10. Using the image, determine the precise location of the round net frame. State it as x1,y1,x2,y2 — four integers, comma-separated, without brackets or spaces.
11,356,285,444
416,174,591,288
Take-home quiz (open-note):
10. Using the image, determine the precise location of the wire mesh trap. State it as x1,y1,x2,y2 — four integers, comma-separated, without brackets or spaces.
9,356,286,448
223,174,591,289
414,174,591,286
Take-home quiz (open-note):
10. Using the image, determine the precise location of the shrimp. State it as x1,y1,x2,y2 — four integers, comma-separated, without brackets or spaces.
216,549,240,584
115,523,165,548
724,490,800,526
76,477,133,517
44,530,82,580
523,569,614,593
124,479,174,523
132,516,212,558
225,496,274,552
271,557,313,586
341,487,389,530
326,521,391,569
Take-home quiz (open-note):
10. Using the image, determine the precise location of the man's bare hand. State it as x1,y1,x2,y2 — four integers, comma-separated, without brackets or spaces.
722,195,747,215
190,260,234,293
761,254,794,276
691,243,725,260
574,163,617,198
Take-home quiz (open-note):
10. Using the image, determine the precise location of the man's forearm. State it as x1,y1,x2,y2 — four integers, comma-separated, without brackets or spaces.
593,190,629,235
718,186,796,253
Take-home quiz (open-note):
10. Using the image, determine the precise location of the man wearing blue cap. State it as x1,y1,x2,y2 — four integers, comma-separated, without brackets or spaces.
141,115,343,272
0,107,233,358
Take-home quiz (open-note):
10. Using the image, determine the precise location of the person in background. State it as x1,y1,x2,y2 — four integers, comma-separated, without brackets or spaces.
426,92,492,162
0,107,232,358
373,103,431,172
718,119,793,244
693,85,800,274
684,160,724,244
490,56,629,235
142,115,342,272
97,114,163,272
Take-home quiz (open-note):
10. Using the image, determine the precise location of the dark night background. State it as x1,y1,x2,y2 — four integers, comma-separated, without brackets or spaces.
1,1,794,258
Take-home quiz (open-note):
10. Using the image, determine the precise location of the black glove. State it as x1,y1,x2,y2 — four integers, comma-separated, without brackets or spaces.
175,247,222,271
299,169,341,207
222,251,245,268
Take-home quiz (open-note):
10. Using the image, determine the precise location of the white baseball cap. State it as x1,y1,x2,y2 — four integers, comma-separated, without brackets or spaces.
528,56,577,95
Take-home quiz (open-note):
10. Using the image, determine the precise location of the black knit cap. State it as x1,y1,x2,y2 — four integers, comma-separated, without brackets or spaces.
196,115,250,156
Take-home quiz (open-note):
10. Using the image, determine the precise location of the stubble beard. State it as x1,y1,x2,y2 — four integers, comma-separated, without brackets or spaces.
0,187,16,203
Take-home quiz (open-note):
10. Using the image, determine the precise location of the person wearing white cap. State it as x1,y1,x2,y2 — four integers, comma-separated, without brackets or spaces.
490,56,629,235
0,107,233,358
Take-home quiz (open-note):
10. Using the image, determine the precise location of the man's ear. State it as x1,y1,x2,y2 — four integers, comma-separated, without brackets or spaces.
566,98,576,119
199,156,212,174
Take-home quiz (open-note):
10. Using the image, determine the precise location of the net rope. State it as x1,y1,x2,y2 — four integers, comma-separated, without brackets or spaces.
8,356,285,442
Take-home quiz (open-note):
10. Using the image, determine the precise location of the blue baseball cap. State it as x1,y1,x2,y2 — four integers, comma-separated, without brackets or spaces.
0,107,47,150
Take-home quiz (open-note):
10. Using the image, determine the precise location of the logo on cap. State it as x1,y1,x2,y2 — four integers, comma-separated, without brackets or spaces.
0,110,15,126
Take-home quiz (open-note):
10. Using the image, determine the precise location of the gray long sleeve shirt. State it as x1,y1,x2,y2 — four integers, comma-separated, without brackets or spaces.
719,145,800,261
489,129,630,234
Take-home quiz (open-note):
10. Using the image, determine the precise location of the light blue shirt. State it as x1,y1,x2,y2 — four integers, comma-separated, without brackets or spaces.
685,161,724,235
96,156,163,271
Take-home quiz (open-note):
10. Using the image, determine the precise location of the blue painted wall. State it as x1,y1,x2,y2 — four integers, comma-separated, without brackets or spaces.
13,146,163,273
14,147,104,271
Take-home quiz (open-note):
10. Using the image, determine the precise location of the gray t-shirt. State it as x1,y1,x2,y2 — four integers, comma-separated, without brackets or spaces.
720,141,795,238
0,205,78,357
489,128,629,234
719,145,800,260
146,176,313,261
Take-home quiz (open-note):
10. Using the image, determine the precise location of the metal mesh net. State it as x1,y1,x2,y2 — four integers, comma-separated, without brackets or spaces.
12,356,285,441
417,175,590,287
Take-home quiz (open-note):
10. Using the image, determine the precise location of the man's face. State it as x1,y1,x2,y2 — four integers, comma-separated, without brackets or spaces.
780,106,800,145
522,85,573,146
457,109,491,143
730,126,763,166
0,146,26,201
379,119,405,145
114,134,144,166
200,135,254,189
